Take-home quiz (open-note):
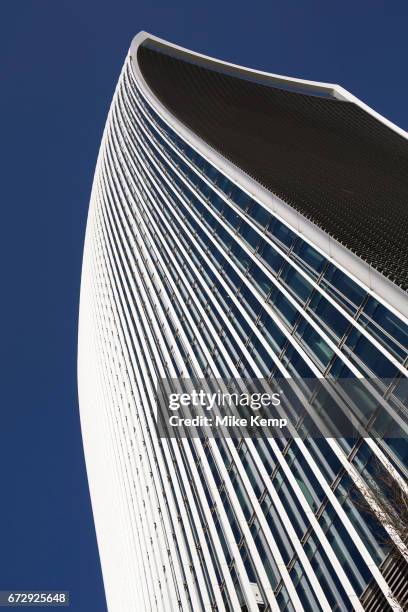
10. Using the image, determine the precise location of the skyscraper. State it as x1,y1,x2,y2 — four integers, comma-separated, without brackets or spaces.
78,32,408,611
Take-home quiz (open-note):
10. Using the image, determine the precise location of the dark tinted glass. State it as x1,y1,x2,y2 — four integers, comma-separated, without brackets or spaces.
249,202,271,229
259,242,284,275
322,265,366,314
281,264,313,304
308,292,349,340
292,240,326,277
359,297,408,362
345,328,398,378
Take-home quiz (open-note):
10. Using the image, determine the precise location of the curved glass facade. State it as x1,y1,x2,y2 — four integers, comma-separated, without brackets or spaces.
78,34,408,612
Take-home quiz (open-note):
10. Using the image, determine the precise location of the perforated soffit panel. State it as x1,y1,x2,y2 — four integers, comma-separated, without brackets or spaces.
137,43,408,292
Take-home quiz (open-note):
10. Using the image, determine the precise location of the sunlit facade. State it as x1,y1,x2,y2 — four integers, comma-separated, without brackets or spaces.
78,32,408,611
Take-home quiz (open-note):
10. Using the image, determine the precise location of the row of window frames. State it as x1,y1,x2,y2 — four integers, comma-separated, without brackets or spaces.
177,452,265,610
233,433,395,591
131,90,408,366
179,427,306,582
118,391,237,607
113,159,304,378
209,442,380,598
176,442,250,612
198,443,367,609
190,426,391,590
171,208,401,384
120,162,306,376
136,200,322,380
136,378,386,608
134,93,365,320
195,459,318,611
212,435,385,563
126,158,342,372
130,130,408,384
126,200,406,430
154,214,349,377
90,296,191,604
115,208,238,382
180,169,408,366
115,117,408,418
136,260,408,470
186,430,398,608
118,99,408,398
124,88,360,323
103,155,214,373
250,437,390,567
129,179,406,412
177,205,404,385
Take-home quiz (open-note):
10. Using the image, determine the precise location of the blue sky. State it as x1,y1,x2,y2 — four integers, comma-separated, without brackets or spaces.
0,1,406,610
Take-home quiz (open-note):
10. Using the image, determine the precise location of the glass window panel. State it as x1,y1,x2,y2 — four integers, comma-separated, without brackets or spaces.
223,204,242,229
215,173,233,195
208,189,225,214
252,437,277,474
238,285,262,320
213,513,233,565
322,513,371,595
259,242,284,276
321,265,366,314
248,263,272,298
359,297,408,362
335,479,389,566
290,561,321,612
205,212,219,233
240,221,261,251
251,336,276,375
304,534,350,612
261,495,294,564
229,304,252,340
281,344,315,380
239,543,258,584
344,328,398,378
231,241,252,273
222,262,241,292
292,240,326,277
382,437,408,467
274,475,308,537
269,288,299,328
257,311,287,354
217,226,234,252
296,321,334,368
268,219,296,250
249,202,270,229
231,187,252,211
205,163,219,183
306,439,342,484
327,356,354,380
285,445,325,512
281,265,313,304
250,525,279,589
308,292,349,341
239,447,263,498
220,490,242,543
229,466,252,520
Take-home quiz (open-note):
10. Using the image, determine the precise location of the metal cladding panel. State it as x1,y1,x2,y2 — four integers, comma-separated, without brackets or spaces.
137,44,408,291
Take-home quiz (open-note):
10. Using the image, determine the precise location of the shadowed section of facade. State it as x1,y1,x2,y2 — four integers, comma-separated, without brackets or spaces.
138,43,408,291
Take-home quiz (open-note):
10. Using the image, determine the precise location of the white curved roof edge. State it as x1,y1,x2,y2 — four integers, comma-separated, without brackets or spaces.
130,31,408,321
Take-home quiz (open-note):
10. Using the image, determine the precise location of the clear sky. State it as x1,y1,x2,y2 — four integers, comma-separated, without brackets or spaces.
0,1,406,611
